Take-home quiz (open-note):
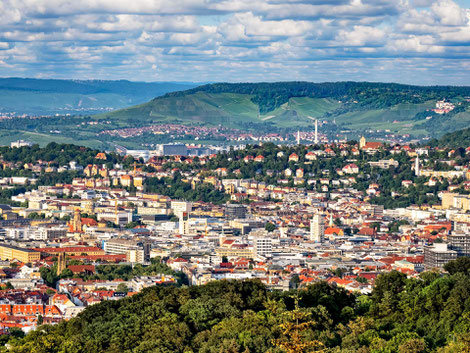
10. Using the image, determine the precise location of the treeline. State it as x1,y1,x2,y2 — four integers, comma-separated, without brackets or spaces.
40,259,188,287
144,175,228,204
434,126,470,148
7,258,470,353
0,142,122,166
162,81,470,114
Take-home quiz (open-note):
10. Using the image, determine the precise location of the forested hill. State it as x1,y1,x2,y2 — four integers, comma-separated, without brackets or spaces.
102,81,470,137
6,258,470,353
161,81,470,114
0,78,196,115
436,127,470,148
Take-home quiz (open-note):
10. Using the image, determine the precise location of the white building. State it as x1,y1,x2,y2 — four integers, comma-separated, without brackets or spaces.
310,214,325,243
254,237,272,258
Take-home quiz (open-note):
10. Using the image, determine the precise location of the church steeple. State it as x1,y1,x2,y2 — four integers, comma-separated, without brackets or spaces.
359,136,366,149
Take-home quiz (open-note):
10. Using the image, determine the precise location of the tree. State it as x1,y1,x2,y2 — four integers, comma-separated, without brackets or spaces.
265,222,276,232
272,297,323,353
116,283,129,293
444,257,470,275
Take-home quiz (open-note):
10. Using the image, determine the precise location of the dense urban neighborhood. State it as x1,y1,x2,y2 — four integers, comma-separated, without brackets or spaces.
0,134,468,349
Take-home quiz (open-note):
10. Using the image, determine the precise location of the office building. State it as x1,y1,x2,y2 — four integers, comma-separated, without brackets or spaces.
310,214,325,242
225,204,247,220
0,244,40,263
424,243,458,269
254,237,273,258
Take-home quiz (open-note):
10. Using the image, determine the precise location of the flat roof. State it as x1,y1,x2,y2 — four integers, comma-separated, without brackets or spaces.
0,244,39,253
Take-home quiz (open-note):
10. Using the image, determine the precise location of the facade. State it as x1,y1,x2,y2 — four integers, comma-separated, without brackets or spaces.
424,243,458,269
0,244,40,263
254,238,273,258
447,233,470,257
104,239,150,262
310,214,325,243
160,144,188,156
225,204,247,220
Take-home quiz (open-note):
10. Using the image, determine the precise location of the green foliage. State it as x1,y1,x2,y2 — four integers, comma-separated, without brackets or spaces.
144,175,228,204
265,222,276,232
7,271,470,353
443,257,470,275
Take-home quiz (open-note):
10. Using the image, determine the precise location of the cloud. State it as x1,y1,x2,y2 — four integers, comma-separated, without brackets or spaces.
0,0,468,84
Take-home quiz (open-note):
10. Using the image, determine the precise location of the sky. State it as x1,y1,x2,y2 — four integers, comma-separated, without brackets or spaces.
0,0,470,84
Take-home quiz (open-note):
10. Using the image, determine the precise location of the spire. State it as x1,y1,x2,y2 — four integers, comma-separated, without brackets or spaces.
314,119,318,145
415,155,420,177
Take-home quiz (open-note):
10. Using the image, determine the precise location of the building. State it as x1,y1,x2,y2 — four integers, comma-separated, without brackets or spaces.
104,239,150,262
35,247,105,257
225,204,247,220
11,140,33,148
254,237,272,258
310,214,325,243
125,150,150,161
424,243,458,269
127,249,146,264
0,244,40,263
158,144,188,156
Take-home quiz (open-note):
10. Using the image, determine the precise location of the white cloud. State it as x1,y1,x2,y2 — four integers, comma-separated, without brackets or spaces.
0,0,467,84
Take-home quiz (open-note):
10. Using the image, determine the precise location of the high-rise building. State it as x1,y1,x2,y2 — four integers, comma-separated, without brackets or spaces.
415,155,420,176
225,204,247,220
447,233,470,257
424,243,458,269
254,237,272,258
314,119,318,144
310,214,324,243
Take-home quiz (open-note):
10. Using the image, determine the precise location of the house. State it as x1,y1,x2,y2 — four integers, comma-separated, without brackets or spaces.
342,163,359,174
288,153,299,162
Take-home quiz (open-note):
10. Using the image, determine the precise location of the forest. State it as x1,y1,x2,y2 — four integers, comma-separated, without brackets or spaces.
5,258,470,353
162,81,470,114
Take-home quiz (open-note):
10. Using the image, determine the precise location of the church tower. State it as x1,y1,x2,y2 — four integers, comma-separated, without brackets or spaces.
359,136,366,149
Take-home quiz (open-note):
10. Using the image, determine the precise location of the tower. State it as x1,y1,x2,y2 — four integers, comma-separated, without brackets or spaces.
310,214,325,243
415,155,420,177
359,136,366,149
56,252,66,276
314,119,318,145
69,208,82,232
297,130,300,145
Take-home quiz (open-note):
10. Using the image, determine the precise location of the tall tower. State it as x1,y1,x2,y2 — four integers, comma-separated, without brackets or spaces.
415,156,420,177
310,214,325,243
314,119,319,145
297,130,300,145
359,136,366,149
56,252,66,276
69,208,82,232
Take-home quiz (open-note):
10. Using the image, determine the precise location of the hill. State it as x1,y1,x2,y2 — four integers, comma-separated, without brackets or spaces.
101,81,470,135
5,262,470,353
0,78,197,115
435,127,470,148
2,81,470,149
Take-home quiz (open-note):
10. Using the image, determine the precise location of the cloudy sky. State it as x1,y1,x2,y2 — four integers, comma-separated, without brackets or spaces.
0,0,469,84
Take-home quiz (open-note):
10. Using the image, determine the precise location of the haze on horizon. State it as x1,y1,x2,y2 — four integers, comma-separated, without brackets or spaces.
0,0,469,85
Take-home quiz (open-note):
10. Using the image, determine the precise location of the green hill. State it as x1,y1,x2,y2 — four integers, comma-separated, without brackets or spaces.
2,81,470,149
0,78,197,115
100,81,470,134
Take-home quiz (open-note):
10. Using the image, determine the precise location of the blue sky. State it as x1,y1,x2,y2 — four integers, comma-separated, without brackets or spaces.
0,0,469,84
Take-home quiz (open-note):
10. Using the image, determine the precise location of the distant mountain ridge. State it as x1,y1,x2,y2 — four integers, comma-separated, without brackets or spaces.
102,81,470,136
0,78,198,115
